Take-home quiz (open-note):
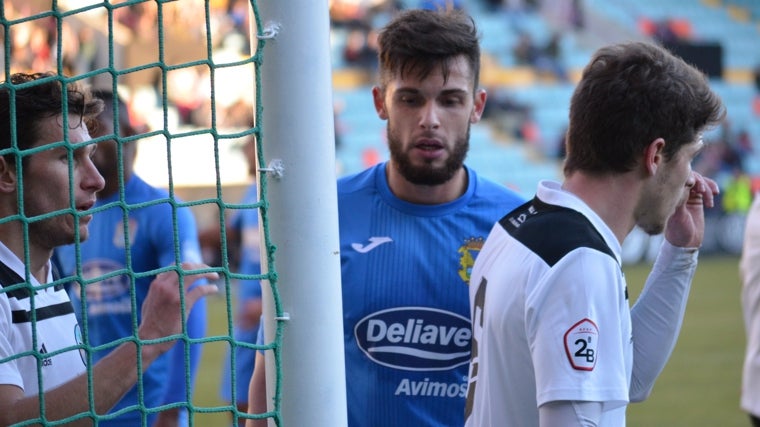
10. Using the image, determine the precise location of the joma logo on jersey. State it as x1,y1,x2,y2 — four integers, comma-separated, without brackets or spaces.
355,307,471,371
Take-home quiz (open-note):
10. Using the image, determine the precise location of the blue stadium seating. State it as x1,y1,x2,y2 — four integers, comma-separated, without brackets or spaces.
330,0,760,192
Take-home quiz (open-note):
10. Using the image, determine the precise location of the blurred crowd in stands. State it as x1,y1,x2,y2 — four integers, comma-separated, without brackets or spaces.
694,122,757,215
3,0,760,219
3,0,255,130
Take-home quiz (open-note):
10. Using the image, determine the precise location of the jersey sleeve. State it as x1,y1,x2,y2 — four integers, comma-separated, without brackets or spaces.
0,296,23,389
629,240,697,401
528,247,629,409
539,400,603,426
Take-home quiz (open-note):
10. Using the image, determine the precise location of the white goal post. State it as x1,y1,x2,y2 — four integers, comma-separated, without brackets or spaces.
253,1,348,426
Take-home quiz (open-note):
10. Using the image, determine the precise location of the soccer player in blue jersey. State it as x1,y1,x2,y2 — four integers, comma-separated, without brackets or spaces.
465,41,725,426
0,72,217,426
54,89,209,427
201,130,262,427
218,180,262,427
247,8,525,427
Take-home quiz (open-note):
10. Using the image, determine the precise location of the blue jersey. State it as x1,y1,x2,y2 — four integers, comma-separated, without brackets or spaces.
230,184,262,306
220,183,262,405
339,162,524,426
54,175,206,427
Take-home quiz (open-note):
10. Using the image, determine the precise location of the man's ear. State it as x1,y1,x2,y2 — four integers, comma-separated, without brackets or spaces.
643,137,666,176
470,88,487,124
372,86,388,120
0,156,17,193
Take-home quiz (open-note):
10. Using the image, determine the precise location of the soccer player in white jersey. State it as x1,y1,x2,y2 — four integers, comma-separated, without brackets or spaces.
740,195,760,426
464,41,725,426
0,72,218,425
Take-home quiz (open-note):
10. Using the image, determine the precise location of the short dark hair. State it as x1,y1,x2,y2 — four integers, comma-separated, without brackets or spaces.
0,72,103,166
376,8,481,91
564,41,725,175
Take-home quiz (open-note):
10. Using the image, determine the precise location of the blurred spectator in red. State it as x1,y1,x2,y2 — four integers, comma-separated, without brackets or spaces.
330,0,398,28
640,17,692,42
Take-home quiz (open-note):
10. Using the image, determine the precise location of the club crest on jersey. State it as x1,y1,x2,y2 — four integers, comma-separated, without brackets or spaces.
564,318,598,371
355,307,471,371
458,237,484,283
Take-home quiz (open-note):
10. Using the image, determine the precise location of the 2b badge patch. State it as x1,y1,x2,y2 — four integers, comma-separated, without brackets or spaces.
564,318,598,371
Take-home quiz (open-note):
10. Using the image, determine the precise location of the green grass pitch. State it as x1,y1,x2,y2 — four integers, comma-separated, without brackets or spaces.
626,255,747,426
190,255,748,426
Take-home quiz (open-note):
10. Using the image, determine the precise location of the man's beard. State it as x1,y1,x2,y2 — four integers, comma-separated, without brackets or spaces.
387,124,470,186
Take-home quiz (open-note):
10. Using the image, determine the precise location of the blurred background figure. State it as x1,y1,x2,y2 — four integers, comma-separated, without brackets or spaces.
741,194,760,427
54,89,208,427
200,128,262,427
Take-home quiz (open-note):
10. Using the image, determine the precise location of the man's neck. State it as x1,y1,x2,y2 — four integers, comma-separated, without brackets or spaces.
561,171,640,245
0,223,51,283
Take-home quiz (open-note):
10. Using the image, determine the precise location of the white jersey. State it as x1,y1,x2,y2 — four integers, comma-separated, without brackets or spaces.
0,242,85,396
465,181,630,426
741,195,760,416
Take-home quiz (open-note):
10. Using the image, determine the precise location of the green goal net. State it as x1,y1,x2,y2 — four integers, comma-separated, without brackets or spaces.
0,0,289,425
